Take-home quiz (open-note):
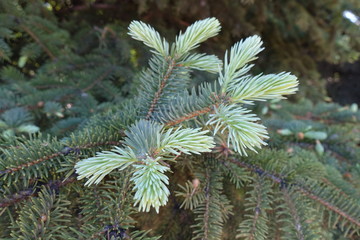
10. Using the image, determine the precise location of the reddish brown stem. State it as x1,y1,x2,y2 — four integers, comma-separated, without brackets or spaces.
0,141,120,175
146,59,176,120
82,68,113,92
3,152,61,174
298,188,360,228
165,106,213,126
21,25,56,60
229,158,360,229
0,176,76,208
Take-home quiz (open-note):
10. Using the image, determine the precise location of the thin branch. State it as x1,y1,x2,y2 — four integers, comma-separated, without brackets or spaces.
281,188,305,240
227,158,283,184
82,68,114,92
203,167,211,240
249,177,262,240
20,25,56,60
298,187,360,228
0,176,76,208
165,106,213,126
1,152,62,175
228,158,360,228
69,3,120,11
0,141,120,175
146,59,176,120
164,93,225,126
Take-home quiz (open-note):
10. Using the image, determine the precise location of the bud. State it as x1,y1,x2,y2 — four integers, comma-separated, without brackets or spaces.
286,147,294,153
192,178,200,189
277,129,292,136
304,131,327,140
41,214,47,222
315,140,324,156
37,101,45,107
261,106,269,115
297,132,304,140
350,103,358,112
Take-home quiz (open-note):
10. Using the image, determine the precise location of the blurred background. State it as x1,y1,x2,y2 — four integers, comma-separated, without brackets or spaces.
1,0,359,103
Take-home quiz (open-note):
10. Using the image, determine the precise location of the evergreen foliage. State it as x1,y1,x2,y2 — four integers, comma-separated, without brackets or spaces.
0,1,359,240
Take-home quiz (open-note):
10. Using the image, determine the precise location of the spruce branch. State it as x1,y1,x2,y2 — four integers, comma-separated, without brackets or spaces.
128,21,169,56
132,157,170,213
179,53,222,73
0,176,76,208
129,19,222,120
227,158,283,184
20,24,56,60
145,58,176,120
228,72,299,104
281,188,305,240
81,67,114,92
160,127,215,155
0,188,34,209
237,176,272,240
0,152,62,175
175,180,205,210
298,187,360,229
174,17,221,58
228,158,360,231
0,140,120,177
0,38,12,61
202,168,212,240
191,164,226,240
10,187,71,239
219,35,263,92
76,120,214,212
75,146,137,186
165,106,213,127
207,104,268,156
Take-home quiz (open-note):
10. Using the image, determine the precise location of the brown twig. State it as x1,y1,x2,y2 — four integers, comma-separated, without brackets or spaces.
145,59,176,120
0,141,120,175
2,152,61,175
228,158,360,229
165,106,213,126
281,188,305,240
248,177,263,240
20,25,56,60
0,176,76,208
203,167,211,239
70,3,120,11
298,188,360,228
82,68,114,92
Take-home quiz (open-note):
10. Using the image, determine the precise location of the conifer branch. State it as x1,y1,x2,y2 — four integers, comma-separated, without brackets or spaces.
165,106,213,126
174,18,221,58
229,158,360,229
146,59,176,120
298,187,360,228
0,141,120,175
0,189,33,208
203,167,211,240
281,188,305,240
227,158,283,184
249,181,263,240
237,175,271,240
0,176,76,208
20,25,56,60
128,21,169,56
82,68,114,92
207,104,268,155
0,152,62,175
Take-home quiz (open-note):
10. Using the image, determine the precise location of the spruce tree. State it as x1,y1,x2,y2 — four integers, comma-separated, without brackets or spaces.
0,2,360,240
